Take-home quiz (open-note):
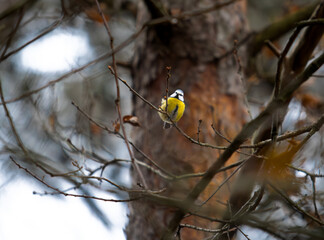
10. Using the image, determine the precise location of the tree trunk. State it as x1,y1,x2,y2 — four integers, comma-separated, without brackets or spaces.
127,1,248,239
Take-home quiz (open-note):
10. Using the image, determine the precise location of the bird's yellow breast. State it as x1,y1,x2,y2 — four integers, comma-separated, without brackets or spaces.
158,97,185,124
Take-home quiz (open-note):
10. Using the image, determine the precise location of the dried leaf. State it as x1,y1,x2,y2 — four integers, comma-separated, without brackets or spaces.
84,4,110,23
123,115,140,127
113,119,120,132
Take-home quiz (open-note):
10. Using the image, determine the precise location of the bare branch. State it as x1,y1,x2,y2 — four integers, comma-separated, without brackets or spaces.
10,156,136,203
179,223,236,234
0,25,146,106
249,2,318,56
241,113,324,148
0,15,65,62
0,80,28,154
162,49,324,239
269,182,324,225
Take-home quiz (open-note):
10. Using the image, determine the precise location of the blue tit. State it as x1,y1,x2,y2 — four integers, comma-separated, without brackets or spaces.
158,89,185,129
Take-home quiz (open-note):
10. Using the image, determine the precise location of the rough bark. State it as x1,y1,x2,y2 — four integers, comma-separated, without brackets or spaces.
127,1,248,239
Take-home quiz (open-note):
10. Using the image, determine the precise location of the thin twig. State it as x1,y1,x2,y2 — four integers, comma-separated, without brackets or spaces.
71,101,114,133
108,71,268,160
173,122,228,150
173,159,246,181
67,138,174,180
10,156,136,202
289,165,324,178
108,67,160,112
71,100,176,179
288,165,323,220
299,113,324,146
271,20,303,141
108,69,229,150
249,2,318,56
233,39,252,120
236,225,251,240
179,224,236,234
274,24,301,97
0,0,240,105
162,50,324,239
264,40,281,58
146,0,239,26
310,176,321,220
211,124,232,144
95,0,147,189
268,182,324,225
197,120,202,143
200,159,247,206
0,80,27,154
187,212,229,224
72,174,165,194
1,25,146,106
241,113,324,148
0,15,65,62
0,7,24,59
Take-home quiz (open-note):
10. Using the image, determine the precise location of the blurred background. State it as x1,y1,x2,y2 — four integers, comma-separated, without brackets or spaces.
0,0,136,239
0,0,323,239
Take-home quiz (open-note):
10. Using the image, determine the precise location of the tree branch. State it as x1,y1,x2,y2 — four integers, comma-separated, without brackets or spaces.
161,50,324,240
249,1,319,56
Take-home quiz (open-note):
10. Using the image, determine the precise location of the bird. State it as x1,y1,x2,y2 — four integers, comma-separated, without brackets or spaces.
158,89,185,129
